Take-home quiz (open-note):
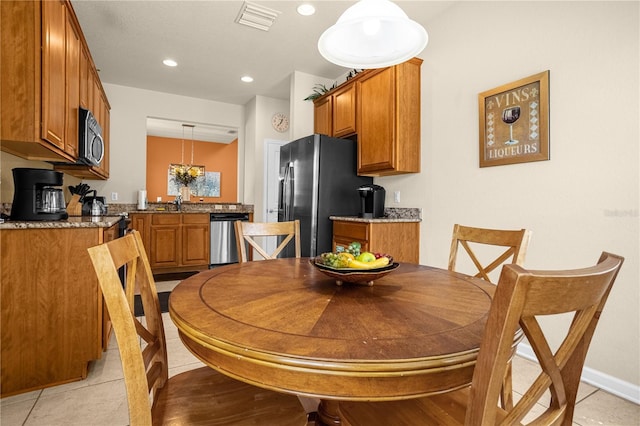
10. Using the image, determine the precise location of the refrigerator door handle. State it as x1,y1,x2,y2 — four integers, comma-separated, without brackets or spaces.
284,162,294,220
277,174,284,214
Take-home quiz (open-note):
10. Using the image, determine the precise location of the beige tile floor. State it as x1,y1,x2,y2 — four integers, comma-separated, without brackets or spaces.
2,281,639,425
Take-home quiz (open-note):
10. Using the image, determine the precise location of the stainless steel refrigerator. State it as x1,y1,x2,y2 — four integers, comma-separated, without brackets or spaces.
278,134,373,257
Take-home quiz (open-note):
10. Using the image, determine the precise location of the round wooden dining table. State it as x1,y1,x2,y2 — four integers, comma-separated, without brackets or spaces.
169,258,496,425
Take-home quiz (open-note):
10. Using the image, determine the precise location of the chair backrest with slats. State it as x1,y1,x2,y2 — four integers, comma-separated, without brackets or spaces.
448,224,532,283
466,252,624,425
235,220,301,263
88,230,168,426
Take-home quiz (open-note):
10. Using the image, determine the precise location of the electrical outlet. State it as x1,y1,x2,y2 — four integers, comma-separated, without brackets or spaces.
111,192,118,201
228,204,237,210
394,191,400,203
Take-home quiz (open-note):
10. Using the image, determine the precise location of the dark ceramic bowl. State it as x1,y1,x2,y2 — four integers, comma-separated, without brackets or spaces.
310,258,400,286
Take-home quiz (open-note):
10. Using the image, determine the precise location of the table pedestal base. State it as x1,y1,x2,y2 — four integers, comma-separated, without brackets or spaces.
317,400,344,426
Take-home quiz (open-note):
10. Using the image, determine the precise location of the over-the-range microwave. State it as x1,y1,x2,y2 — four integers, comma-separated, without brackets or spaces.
78,107,104,166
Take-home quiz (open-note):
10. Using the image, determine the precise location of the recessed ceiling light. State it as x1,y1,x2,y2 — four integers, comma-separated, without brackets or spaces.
163,59,178,67
297,4,315,16
241,76,254,83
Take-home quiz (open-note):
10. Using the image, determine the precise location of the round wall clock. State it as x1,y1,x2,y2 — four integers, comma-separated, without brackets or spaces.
272,112,289,132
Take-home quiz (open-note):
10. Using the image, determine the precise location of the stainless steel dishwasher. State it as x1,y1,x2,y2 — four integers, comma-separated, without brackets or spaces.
210,212,250,266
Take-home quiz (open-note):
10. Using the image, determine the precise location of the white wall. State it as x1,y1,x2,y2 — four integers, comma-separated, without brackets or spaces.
242,95,289,222
378,1,639,395
93,83,245,203
290,71,334,140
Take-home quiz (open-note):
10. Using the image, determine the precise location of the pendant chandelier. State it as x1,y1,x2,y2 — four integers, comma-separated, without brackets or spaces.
318,0,428,69
171,124,204,187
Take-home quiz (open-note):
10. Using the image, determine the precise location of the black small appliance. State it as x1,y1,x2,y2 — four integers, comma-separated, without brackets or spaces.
358,184,386,218
78,107,104,166
10,168,69,221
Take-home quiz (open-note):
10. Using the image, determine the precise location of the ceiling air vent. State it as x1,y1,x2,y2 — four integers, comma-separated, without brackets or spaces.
235,1,281,31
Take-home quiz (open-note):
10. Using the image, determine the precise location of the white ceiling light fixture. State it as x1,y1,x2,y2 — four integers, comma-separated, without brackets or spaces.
163,59,178,67
318,0,428,69
297,4,316,16
241,75,254,83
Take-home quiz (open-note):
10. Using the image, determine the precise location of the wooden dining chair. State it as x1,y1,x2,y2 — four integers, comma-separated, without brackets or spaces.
449,224,532,408
449,224,532,283
87,230,308,426
339,252,624,426
235,219,301,263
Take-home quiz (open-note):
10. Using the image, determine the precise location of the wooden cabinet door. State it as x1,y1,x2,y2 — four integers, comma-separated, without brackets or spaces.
313,95,332,136
41,0,66,149
369,222,420,264
332,221,370,252
357,67,396,175
357,59,422,176
130,214,150,253
96,90,110,178
150,226,180,268
332,220,420,264
182,223,210,265
0,0,39,146
1,228,102,397
79,46,90,108
150,215,181,268
64,11,80,158
332,83,357,137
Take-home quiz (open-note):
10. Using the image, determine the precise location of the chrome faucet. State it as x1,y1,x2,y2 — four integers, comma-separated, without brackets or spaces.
174,194,182,211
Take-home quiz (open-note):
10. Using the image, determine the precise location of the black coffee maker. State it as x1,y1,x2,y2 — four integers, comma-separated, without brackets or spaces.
358,184,386,218
10,168,69,221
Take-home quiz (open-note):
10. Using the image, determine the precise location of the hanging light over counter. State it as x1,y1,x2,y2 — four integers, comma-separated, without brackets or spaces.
318,0,428,69
170,124,204,185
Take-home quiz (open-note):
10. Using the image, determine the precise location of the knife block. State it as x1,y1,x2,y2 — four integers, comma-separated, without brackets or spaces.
66,194,83,216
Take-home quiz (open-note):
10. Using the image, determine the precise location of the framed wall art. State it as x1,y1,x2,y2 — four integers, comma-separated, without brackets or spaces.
478,70,549,167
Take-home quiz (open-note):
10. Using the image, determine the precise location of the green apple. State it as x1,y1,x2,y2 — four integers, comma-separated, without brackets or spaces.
355,252,376,262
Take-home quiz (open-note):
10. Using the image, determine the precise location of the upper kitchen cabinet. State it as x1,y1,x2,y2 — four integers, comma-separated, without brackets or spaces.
314,96,332,136
312,58,422,176
41,0,67,153
313,81,357,138
332,83,357,137
357,58,422,176
1,0,110,179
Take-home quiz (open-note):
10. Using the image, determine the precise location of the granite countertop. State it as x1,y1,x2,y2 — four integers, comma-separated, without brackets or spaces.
330,216,421,223
108,202,254,215
0,215,125,230
0,201,255,229
331,207,422,223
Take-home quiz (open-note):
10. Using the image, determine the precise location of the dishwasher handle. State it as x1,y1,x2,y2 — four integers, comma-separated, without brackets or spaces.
210,213,250,221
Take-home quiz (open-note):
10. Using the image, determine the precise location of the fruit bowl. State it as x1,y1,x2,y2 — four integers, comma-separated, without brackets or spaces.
310,258,400,286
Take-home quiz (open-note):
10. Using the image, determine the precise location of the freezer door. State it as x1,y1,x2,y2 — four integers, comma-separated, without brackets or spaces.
316,135,373,254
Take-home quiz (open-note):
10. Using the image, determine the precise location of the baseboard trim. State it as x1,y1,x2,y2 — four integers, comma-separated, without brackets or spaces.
516,344,640,404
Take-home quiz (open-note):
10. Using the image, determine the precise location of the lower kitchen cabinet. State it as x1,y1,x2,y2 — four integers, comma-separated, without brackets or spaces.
182,214,210,265
130,213,209,274
332,220,420,264
150,214,182,269
0,222,120,397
